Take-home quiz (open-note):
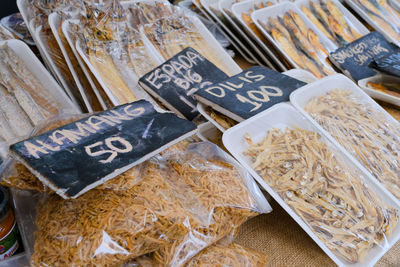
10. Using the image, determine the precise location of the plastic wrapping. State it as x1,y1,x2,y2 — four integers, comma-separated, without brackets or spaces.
245,127,399,264
304,89,400,200
0,41,76,145
72,0,161,106
0,25,15,41
0,13,34,44
142,15,236,75
129,242,269,267
253,3,336,79
23,0,86,108
348,0,400,44
12,141,268,266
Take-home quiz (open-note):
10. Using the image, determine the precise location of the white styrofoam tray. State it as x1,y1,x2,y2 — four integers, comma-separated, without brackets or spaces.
219,0,277,68
344,0,400,47
252,2,337,69
290,73,400,206
223,101,400,267
197,102,229,132
282,68,318,83
49,13,96,112
61,20,108,110
1,39,78,113
358,74,400,107
201,0,261,65
295,0,369,42
197,121,222,142
231,0,288,71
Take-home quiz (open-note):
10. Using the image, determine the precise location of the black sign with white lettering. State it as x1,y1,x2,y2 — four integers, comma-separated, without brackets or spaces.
329,32,397,81
194,66,306,122
10,100,197,199
369,49,400,77
139,47,228,121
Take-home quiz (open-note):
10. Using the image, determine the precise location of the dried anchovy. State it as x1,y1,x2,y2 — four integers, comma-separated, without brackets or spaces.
305,89,400,199
246,127,398,263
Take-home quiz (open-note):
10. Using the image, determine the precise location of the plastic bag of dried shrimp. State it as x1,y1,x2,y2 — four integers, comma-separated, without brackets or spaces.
12,141,269,266
129,242,269,267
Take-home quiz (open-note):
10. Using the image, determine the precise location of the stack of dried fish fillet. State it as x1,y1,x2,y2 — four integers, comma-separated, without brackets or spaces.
352,0,400,43
241,1,274,40
300,0,363,46
367,81,400,98
130,243,269,267
72,0,159,105
0,44,66,143
143,15,234,75
260,9,335,78
25,0,86,108
305,89,400,200
246,127,399,264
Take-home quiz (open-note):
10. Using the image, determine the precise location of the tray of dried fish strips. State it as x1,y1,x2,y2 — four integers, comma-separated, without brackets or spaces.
231,0,288,71
290,74,400,206
141,9,242,76
0,39,77,147
219,0,278,68
200,0,261,65
252,2,337,78
4,124,271,266
61,19,112,109
295,0,369,47
48,12,104,112
70,1,163,106
344,0,400,46
223,102,400,267
18,0,87,109
358,74,400,107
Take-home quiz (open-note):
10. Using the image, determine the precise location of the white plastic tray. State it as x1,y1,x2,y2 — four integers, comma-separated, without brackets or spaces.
197,103,229,132
295,0,369,43
252,2,337,69
290,73,400,206
61,20,108,110
344,0,400,47
219,0,277,68
223,102,400,267
2,39,78,113
283,69,318,83
197,121,222,143
358,74,400,107
231,0,288,71
49,13,96,112
201,0,261,65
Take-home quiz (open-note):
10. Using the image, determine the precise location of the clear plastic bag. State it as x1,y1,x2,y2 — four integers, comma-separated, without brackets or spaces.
14,141,268,266
305,89,400,201
142,15,234,75
245,127,399,264
129,242,269,267
71,0,160,105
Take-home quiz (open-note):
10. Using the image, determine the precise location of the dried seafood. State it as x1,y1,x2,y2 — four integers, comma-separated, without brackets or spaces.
127,1,175,28
301,0,362,47
367,81,400,97
353,0,400,43
260,10,335,78
130,243,268,267
246,127,399,263
31,143,262,266
0,44,66,142
205,106,237,130
74,0,159,104
305,89,400,199
143,16,234,75
241,1,273,40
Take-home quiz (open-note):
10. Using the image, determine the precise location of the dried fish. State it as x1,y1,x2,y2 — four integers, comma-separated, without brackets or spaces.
305,89,400,200
246,127,399,263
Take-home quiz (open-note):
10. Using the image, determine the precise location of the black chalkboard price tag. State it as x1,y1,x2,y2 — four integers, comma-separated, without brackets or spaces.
369,49,400,77
194,66,306,122
10,100,197,199
139,47,228,121
329,32,397,81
